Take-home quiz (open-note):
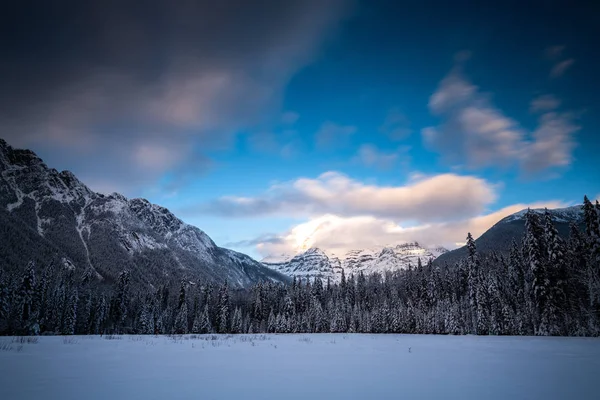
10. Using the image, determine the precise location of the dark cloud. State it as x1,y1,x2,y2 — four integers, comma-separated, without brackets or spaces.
0,0,352,193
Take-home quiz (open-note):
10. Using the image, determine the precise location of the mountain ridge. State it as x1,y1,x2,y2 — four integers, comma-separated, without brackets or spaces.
435,204,584,265
262,242,448,281
0,137,289,288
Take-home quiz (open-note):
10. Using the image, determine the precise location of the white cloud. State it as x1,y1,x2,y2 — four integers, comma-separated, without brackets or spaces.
254,201,566,257
550,59,575,78
200,171,498,223
315,122,357,149
530,95,561,113
423,61,579,175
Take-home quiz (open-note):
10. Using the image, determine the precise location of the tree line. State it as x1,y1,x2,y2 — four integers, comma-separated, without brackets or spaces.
1,196,599,336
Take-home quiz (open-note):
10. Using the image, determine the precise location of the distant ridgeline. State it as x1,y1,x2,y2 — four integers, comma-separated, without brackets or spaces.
1,196,600,337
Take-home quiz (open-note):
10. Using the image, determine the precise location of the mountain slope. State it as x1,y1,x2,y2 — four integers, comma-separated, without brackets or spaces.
263,243,448,281
0,138,289,288
435,205,583,266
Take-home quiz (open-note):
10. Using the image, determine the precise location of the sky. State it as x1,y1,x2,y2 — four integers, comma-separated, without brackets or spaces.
2,0,599,260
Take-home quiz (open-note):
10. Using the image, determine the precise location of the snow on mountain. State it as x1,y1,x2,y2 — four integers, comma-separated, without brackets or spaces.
501,205,583,224
262,242,448,282
0,138,288,288
435,204,584,266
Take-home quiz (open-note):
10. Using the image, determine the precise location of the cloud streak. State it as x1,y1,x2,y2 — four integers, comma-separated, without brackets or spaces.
550,59,575,78
423,60,579,176
530,95,561,113
195,171,498,223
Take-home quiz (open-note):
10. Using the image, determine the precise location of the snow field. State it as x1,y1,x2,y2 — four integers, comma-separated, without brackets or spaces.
1,334,599,400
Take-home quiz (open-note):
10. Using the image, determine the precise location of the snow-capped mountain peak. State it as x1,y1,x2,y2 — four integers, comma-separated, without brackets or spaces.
0,138,288,288
262,242,448,282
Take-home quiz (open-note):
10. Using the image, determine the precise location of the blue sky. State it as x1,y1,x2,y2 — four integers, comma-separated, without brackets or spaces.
3,0,599,259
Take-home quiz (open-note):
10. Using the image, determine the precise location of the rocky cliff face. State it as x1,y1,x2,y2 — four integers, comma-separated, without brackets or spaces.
0,138,289,288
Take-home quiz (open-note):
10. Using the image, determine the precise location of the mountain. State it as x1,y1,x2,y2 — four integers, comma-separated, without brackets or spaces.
262,242,448,281
0,138,289,288
435,205,584,266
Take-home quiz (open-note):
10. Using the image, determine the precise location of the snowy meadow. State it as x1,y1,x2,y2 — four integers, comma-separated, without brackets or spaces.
1,333,599,400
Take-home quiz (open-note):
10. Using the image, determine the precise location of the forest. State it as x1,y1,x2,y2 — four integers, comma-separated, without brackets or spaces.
1,196,599,337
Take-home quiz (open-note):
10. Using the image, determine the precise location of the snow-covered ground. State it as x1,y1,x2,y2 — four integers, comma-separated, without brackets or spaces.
1,334,598,400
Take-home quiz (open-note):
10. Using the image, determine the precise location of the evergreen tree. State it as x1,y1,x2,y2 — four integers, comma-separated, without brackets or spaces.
466,233,479,334
0,271,9,332
231,307,243,333
199,304,213,333
95,295,107,334
174,302,189,334
178,281,186,310
18,264,37,334
583,196,600,238
140,303,154,334
267,308,276,333
218,282,230,333
62,289,78,335
115,270,130,333
525,209,550,335
543,209,567,335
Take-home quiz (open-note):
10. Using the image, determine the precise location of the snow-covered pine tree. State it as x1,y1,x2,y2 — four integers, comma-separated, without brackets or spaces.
18,263,37,334
508,240,525,315
95,295,107,334
218,281,230,333
115,270,130,333
62,289,78,335
199,304,213,334
140,303,154,334
178,281,186,310
466,232,480,334
78,291,92,335
36,266,52,332
583,196,600,309
267,308,276,333
231,307,243,333
583,196,600,238
174,302,189,334
0,270,9,332
524,209,550,335
543,209,567,335
191,307,202,334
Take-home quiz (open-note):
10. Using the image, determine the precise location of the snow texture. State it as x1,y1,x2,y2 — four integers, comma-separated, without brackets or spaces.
263,242,448,282
1,334,598,400
505,205,583,223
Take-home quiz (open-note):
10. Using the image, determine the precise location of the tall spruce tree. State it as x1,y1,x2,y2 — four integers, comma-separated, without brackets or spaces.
466,233,480,334
218,282,230,333
62,289,78,335
524,209,551,335
18,264,37,334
